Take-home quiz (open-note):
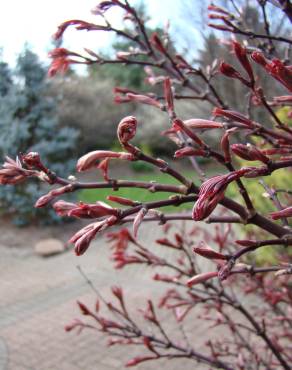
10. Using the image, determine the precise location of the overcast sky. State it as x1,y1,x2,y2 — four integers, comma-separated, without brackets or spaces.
0,0,196,70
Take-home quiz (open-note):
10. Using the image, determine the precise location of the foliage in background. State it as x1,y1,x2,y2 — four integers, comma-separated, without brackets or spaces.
49,75,130,154
0,49,79,225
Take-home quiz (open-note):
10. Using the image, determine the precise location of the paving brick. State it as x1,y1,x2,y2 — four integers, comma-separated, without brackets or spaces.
0,223,214,370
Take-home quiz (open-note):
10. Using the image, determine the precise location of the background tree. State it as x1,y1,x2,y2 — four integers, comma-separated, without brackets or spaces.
0,48,79,225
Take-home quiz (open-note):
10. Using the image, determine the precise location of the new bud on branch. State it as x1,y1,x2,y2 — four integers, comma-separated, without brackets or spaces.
192,169,248,221
187,272,218,287
193,242,228,260
251,52,292,93
53,200,119,219
117,116,137,147
35,185,74,208
232,41,254,85
77,150,134,172
270,206,292,220
219,62,251,87
0,156,36,185
69,216,117,255
231,144,270,164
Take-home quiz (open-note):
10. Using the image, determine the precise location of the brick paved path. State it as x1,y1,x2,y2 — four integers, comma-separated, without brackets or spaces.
0,223,212,370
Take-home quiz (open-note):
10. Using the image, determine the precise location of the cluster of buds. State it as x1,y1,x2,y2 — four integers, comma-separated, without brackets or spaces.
53,200,119,219
53,20,107,41
48,48,83,77
251,52,292,93
69,216,118,255
21,152,47,172
231,143,270,164
107,228,137,251
207,4,235,32
0,156,36,185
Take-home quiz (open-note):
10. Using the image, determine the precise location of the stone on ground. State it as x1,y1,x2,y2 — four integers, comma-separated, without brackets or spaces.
34,238,65,257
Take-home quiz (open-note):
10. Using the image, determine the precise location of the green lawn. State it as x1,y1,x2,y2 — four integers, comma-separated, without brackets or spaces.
78,170,200,212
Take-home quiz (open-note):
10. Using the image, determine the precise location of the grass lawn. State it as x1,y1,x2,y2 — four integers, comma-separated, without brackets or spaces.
78,169,202,212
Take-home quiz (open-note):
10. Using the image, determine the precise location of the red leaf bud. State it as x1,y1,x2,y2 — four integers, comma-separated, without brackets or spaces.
187,271,218,287
77,150,134,172
213,108,253,127
126,355,157,367
192,169,248,221
174,147,207,158
111,286,123,301
107,195,137,206
262,148,292,155
97,158,110,181
236,239,256,247
35,185,73,208
163,77,174,115
219,62,251,87
150,32,167,54
220,129,236,163
184,119,224,129
273,95,292,104
117,116,137,146
155,238,179,248
77,300,92,315
0,156,35,185
251,51,268,67
133,208,148,237
252,53,292,93
113,86,136,94
193,244,228,260
66,201,118,219
69,216,117,255
232,41,254,84
270,206,292,220
231,144,270,164
218,259,235,281
126,93,162,109
243,166,268,178
21,152,46,172
53,200,77,216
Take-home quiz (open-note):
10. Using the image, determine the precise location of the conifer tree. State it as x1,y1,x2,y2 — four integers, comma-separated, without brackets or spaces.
0,49,79,225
